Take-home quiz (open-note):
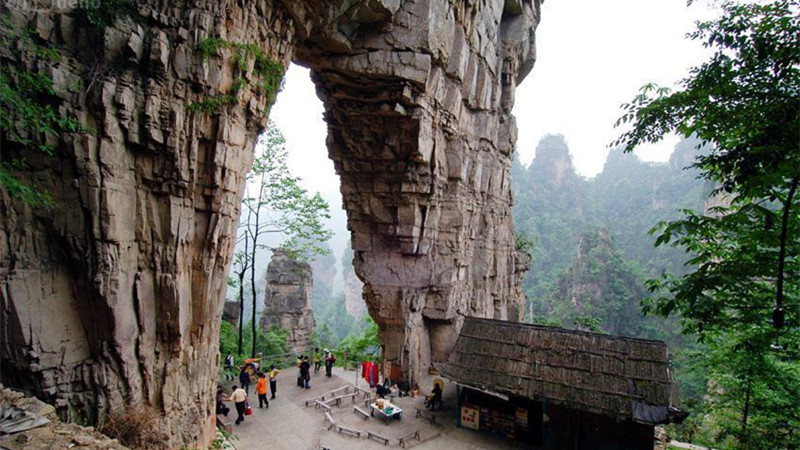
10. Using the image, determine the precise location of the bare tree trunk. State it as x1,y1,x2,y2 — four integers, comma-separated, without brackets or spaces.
250,176,265,358
238,211,252,355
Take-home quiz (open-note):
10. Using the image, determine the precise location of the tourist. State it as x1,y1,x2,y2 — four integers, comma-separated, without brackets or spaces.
225,354,235,381
410,383,420,398
376,383,390,399
268,365,280,399
426,382,443,410
216,386,230,416
256,373,269,408
296,354,303,386
325,351,336,377
300,355,311,389
239,367,251,395
230,385,248,425
313,348,321,374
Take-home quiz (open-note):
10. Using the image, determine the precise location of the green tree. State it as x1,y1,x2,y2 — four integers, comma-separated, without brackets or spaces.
337,317,380,365
231,121,332,357
614,1,800,447
0,22,85,207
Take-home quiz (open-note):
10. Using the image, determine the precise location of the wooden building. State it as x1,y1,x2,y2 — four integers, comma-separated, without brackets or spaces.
435,317,687,449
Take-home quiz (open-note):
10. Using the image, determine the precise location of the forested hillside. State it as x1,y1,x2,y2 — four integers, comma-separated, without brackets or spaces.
513,134,709,326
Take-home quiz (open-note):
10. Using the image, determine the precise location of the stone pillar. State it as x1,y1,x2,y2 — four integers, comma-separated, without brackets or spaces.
260,249,316,353
292,0,541,383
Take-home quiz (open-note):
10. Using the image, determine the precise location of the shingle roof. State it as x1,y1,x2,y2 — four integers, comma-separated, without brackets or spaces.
434,316,686,424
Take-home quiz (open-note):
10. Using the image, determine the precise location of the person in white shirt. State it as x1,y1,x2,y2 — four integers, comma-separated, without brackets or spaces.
230,385,248,425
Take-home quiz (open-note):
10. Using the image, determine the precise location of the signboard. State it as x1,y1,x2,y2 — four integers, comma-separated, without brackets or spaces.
460,406,479,430
515,407,528,427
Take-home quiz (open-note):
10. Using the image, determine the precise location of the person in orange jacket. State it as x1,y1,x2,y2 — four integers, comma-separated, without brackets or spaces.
256,372,269,408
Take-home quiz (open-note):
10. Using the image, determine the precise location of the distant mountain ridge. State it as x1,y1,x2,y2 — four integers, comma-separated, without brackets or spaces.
513,134,709,334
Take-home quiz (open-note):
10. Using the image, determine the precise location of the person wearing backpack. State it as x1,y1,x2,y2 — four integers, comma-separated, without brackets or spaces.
325,352,336,377
239,367,251,395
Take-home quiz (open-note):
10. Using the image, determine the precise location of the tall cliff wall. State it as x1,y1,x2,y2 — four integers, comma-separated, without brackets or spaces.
0,1,295,446
0,0,539,445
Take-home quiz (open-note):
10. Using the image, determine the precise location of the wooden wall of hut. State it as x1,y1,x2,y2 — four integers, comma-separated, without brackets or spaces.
543,403,654,450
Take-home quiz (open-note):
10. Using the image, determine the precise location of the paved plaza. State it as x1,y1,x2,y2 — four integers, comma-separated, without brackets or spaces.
221,367,533,450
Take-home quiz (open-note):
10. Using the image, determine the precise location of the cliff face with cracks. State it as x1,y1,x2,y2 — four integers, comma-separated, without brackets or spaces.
0,1,294,446
260,249,316,353
0,0,539,446
292,0,540,383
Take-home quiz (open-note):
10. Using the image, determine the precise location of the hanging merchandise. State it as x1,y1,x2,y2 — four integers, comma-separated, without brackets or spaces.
370,361,380,387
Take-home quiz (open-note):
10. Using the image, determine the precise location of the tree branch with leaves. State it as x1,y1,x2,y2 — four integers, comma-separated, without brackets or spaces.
231,121,332,358
614,1,799,446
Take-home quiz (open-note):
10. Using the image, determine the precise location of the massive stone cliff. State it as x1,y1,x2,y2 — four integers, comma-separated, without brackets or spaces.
292,0,540,381
0,0,539,445
0,1,295,446
260,249,316,353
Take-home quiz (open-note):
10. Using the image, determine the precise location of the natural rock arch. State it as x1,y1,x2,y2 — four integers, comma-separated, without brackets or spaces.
0,0,539,446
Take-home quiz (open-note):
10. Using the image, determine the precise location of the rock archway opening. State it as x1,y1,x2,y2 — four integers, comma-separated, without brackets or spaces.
0,1,540,447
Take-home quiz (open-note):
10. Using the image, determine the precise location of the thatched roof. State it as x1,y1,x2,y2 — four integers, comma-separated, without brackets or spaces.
435,317,686,425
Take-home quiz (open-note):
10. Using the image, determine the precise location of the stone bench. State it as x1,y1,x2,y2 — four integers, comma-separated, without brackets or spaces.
415,407,436,424
216,414,233,434
330,392,357,404
324,411,336,431
354,385,372,398
316,400,332,411
336,425,362,438
353,405,370,420
330,385,351,397
399,430,421,448
367,431,390,445
305,394,326,407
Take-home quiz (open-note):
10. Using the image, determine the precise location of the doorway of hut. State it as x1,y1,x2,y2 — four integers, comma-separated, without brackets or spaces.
456,386,543,448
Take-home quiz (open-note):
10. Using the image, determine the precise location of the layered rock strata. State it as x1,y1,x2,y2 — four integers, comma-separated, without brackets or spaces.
0,1,295,446
222,301,241,325
260,249,316,353
0,0,539,445
293,0,540,382
342,240,367,318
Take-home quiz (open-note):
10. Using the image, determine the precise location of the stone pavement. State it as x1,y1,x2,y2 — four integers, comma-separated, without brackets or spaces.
221,367,535,450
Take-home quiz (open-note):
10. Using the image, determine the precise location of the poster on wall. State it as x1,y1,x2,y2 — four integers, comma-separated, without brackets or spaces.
515,407,528,427
461,406,479,430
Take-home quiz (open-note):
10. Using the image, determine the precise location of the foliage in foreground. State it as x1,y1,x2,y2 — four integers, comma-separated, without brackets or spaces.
0,20,86,207
615,1,800,447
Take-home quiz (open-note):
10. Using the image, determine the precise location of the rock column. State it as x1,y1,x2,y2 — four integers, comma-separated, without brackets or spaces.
260,249,316,353
292,0,541,383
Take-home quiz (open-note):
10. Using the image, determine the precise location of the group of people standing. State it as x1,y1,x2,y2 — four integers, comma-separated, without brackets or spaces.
218,356,281,425
297,348,336,389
